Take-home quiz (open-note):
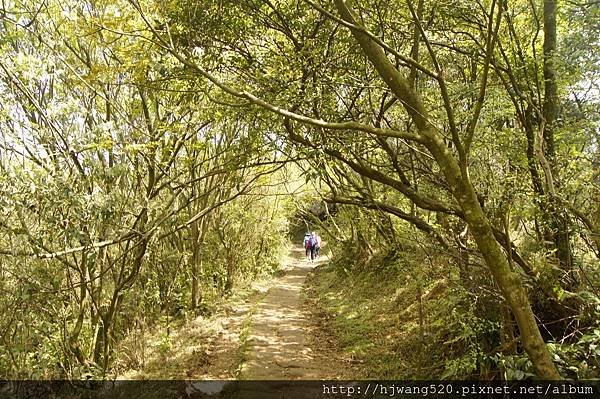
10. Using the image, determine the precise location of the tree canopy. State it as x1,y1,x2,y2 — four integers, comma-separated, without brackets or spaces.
0,0,598,380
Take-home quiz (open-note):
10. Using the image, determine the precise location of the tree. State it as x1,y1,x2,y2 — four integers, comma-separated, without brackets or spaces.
127,0,567,377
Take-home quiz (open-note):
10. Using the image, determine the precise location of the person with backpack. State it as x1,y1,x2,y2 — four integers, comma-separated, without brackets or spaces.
315,233,322,258
309,232,317,261
303,232,311,260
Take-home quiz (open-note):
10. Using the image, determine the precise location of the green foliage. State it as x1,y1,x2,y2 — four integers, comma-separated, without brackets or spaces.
0,0,295,376
498,354,535,380
0,0,598,381
435,290,502,379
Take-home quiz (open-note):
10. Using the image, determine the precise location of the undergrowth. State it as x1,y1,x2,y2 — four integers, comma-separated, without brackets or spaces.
307,249,449,379
307,243,600,379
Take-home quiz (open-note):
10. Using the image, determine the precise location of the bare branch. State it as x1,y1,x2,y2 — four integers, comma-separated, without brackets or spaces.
126,0,423,144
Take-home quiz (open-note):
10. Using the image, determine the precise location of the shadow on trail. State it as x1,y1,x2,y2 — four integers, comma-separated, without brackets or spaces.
238,244,327,380
60,244,356,399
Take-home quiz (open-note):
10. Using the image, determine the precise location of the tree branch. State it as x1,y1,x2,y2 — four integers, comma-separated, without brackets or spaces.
126,0,423,143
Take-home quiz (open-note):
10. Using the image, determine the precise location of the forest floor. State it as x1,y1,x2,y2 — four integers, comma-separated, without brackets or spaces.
119,244,359,380
238,244,357,379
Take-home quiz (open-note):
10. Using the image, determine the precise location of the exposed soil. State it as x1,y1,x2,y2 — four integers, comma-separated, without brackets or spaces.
238,245,358,379
120,244,358,381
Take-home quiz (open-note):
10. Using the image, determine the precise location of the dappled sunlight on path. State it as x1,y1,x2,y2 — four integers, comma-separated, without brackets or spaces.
239,244,329,379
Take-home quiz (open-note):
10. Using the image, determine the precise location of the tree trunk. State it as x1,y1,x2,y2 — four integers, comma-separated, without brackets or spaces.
190,232,201,309
543,0,574,278
454,171,560,379
334,0,560,379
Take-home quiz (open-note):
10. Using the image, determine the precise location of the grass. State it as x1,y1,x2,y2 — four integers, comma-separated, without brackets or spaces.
115,270,274,380
306,252,449,379
232,290,266,379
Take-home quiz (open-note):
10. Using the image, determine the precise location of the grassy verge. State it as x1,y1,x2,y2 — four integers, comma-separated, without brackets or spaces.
115,273,273,380
231,290,269,379
305,253,449,379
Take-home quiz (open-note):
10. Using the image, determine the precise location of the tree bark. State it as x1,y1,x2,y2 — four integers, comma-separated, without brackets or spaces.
333,0,560,379
543,0,574,276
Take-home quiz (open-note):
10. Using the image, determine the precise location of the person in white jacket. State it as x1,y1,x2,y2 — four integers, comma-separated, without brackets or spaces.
315,233,322,258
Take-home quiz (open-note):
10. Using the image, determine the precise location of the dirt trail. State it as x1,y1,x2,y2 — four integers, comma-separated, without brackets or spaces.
119,243,356,384
239,244,331,379
112,244,358,397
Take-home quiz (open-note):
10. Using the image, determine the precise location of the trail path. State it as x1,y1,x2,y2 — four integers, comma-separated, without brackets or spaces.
113,244,358,397
239,244,330,379
119,243,357,385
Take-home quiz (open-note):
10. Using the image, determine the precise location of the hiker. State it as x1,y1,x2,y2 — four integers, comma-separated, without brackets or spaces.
310,232,317,261
315,233,322,258
303,232,311,260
